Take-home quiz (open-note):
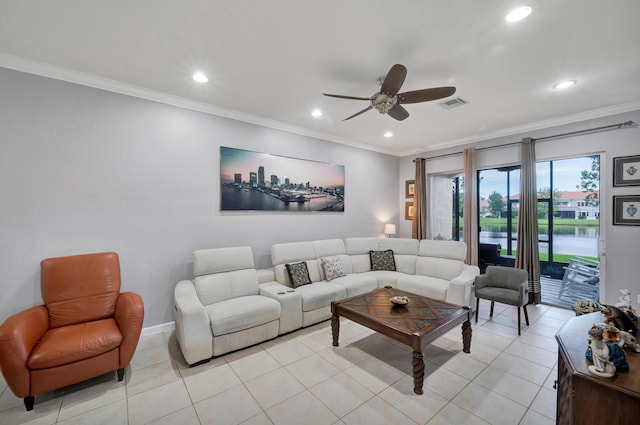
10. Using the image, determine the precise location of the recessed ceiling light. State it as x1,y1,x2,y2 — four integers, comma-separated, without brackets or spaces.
192,72,208,83
384,132,393,138
553,80,576,89
311,109,323,118
506,6,532,22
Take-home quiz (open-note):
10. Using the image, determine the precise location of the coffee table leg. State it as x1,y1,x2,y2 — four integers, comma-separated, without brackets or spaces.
412,351,425,395
331,314,339,346
462,320,472,353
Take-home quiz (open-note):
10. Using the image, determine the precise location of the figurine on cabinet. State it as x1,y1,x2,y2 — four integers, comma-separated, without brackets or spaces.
586,324,630,375
602,304,637,337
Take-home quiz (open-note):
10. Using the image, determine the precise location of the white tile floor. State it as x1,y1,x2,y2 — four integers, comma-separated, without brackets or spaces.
0,300,575,425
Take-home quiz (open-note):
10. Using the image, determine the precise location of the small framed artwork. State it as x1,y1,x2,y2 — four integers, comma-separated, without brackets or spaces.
405,202,414,220
613,195,640,225
613,155,640,187
405,180,415,198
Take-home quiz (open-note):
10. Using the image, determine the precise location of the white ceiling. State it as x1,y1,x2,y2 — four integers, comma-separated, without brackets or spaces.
2,1,640,156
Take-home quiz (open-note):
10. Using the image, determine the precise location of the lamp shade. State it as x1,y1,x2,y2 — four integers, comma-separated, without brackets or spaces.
384,224,396,235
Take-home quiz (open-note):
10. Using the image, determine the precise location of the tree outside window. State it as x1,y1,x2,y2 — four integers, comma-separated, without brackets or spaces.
487,191,505,217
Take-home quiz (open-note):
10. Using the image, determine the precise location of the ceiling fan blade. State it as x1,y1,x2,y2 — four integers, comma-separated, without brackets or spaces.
343,106,373,121
387,104,409,121
398,87,456,104
380,64,407,97
323,93,371,101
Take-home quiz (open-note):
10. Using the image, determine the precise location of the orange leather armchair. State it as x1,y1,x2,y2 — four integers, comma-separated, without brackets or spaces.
0,252,144,411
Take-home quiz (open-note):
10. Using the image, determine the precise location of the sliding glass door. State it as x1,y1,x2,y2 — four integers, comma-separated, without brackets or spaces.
478,166,520,262
536,156,600,279
477,156,600,305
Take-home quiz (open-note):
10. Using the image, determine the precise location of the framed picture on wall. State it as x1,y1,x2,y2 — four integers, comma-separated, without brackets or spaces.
405,180,415,198
405,202,414,220
613,195,640,225
613,155,640,186
220,146,345,212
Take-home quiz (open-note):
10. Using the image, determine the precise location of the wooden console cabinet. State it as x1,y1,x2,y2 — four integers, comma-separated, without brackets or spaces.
555,312,640,425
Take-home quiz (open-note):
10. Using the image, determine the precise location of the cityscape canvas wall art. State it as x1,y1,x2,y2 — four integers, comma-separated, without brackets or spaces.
220,147,345,212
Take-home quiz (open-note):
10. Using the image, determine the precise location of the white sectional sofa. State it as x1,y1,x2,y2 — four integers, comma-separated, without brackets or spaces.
173,238,479,366
269,237,479,328
173,247,282,366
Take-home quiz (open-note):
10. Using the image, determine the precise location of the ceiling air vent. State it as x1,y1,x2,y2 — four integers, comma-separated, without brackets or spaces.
439,97,468,110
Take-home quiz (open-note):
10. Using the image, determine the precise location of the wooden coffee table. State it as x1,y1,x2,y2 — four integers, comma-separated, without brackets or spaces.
331,286,471,395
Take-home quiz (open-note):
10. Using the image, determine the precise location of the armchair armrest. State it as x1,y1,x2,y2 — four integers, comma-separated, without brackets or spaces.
446,265,480,306
474,273,488,290
174,280,212,365
115,292,145,368
0,306,49,397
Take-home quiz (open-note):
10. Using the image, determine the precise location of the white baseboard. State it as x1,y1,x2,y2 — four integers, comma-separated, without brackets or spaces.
141,321,175,337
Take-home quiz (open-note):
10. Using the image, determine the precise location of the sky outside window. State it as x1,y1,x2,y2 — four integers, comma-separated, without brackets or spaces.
479,157,596,199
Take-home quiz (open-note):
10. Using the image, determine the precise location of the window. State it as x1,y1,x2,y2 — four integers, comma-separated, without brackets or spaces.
477,155,600,280
452,176,463,241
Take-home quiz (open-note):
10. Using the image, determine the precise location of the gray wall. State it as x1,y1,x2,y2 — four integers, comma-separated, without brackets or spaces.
399,110,640,310
0,68,399,327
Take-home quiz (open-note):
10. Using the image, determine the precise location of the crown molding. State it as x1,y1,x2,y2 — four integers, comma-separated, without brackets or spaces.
0,53,398,157
397,100,640,157
2,53,638,159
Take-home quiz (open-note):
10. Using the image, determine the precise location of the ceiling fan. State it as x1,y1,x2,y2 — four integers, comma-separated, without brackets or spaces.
323,64,456,121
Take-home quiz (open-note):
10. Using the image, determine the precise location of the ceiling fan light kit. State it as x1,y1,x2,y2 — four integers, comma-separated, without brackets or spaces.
323,64,456,121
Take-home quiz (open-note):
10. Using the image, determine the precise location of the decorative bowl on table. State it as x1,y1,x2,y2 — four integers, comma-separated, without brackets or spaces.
390,296,410,306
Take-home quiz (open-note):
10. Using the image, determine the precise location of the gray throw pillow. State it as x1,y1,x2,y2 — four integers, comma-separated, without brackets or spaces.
369,249,396,271
320,256,346,281
285,262,312,288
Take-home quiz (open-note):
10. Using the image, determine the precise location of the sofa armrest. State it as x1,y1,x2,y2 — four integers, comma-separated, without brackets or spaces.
115,292,145,368
174,280,212,365
257,268,276,284
446,265,480,307
259,282,303,334
0,305,49,398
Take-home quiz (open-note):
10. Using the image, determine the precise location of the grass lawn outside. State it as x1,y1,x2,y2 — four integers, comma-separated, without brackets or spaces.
479,217,600,227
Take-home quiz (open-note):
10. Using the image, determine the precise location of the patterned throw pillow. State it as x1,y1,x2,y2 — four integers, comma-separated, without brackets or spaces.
320,256,346,281
285,262,312,288
369,249,396,271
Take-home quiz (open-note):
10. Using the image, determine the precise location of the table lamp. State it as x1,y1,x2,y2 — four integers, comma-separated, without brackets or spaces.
384,223,396,238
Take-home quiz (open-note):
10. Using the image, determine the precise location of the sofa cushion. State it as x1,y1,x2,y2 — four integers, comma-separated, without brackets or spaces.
193,247,254,276
418,240,467,261
349,254,371,273
393,255,417,275
397,275,449,302
329,273,378,297
378,238,419,255
369,250,396,271
344,237,379,255
365,270,405,288
293,283,346,312
194,269,259,306
286,262,312,288
320,256,346,281
415,257,464,281
206,295,281,336
313,239,347,257
271,241,316,265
